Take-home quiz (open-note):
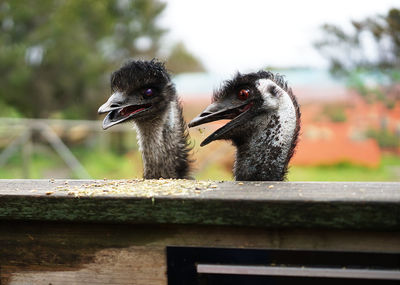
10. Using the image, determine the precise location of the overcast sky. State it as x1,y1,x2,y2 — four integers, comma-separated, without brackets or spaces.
160,0,399,75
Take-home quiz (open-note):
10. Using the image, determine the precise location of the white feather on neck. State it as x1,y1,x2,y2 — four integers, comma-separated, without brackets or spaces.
233,78,297,180
256,78,296,150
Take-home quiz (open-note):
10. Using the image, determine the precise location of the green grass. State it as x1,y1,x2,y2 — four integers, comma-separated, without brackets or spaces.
75,147,142,179
1,144,399,181
195,164,233,181
288,155,400,181
0,145,141,179
0,147,64,179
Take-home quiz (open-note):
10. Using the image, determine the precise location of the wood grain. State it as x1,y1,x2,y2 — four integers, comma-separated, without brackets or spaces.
0,180,399,230
1,180,399,284
1,221,400,284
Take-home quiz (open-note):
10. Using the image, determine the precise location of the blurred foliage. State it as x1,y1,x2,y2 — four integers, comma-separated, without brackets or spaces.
166,41,205,74
366,128,400,148
322,103,347,122
315,8,400,75
314,7,400,104
0,0,203,119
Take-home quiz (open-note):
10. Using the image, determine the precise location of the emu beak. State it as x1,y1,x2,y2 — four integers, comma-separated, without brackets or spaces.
188,102,232,128
98,92,125,114
98,91,152,130
98,92,127,130
189,101,253,146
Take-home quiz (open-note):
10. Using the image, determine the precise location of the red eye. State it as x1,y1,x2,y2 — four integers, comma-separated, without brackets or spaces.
238,89,249,100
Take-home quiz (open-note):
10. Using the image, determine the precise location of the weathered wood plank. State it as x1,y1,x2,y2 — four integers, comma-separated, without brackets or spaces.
1,180,399,201
1,221,400,285
1,180,399,284
0,180,399,229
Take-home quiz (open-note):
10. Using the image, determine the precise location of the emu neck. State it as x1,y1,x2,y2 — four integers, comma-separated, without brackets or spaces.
234,96,298,181
134,100,190,179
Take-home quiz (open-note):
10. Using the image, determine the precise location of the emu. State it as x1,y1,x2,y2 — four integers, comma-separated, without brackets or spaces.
189,71,300,181
98,59,191,179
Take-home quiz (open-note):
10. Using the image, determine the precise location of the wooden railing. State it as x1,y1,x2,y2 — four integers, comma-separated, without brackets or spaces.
0,180,399,284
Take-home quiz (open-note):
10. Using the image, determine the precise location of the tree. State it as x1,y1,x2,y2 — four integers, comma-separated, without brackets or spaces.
0,0,167,119
165,42,205,74
315,8,400,74
314,8,400,103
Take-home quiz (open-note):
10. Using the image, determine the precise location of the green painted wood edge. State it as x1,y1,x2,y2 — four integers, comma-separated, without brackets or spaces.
0,195,399,230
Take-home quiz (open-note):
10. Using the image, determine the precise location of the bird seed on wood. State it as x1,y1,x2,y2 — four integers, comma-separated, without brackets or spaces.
54,179,218,197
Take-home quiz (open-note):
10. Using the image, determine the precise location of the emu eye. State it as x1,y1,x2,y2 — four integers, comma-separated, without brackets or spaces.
144,88,153,97
238,89,250,100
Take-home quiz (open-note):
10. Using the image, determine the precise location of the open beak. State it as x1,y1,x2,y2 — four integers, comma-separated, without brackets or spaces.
189,101,254,146
98,92,151,130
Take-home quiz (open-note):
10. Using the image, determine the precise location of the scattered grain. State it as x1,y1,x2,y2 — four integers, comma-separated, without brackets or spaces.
53,179,217,197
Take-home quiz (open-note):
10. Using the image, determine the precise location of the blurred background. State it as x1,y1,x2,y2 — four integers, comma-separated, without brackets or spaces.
0,0,399,181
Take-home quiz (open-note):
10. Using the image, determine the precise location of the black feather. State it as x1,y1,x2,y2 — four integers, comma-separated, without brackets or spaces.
111,59,170,93
107,58,192,179
213,70,290,102
211,70,301,181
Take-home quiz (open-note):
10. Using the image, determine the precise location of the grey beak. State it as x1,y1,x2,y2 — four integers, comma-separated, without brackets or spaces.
188,102,233,128
189,100,253,146
98,91,125,114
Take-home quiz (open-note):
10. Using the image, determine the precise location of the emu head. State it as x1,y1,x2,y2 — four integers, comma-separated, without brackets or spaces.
189,71,300,147
98,59,175,129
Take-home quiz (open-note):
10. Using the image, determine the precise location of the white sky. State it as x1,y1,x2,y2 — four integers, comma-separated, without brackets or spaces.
160,0,399,75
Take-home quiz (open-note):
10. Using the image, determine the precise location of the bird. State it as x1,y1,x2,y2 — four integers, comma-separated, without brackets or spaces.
189,70,300,181
98,59,191,179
